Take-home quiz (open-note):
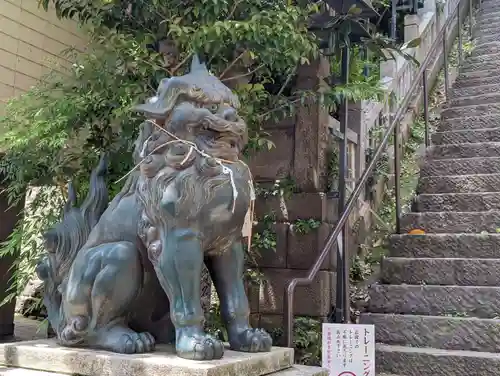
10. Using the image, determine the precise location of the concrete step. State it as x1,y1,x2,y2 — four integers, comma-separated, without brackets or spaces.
428,142,500,158
477,12,500,24
479,3,500,10
400,211,500,233
376,344,500,376
448,92,500,107
476,21,500,32
418,173,500,193
457,50,500,68
432,128,500,145
478,0,500,5
453,74,500,89
475,43,500,56
361,314,500,352
468,42,500,57
437,117,500,132
442,103,500,120
471,46,500,62
472,24,500,36
454,69,500,82
476,17,500,26
273,365,328,376
476,18,500,28
479,0,500,8
417,192,500,211
389,233,500,258
450,84,500,100
478,3,500,12
368,284,500,318
469,36,500,49
479,0,500,6
475,34,500,46
463,51,500,66
474,23,500,35
421,156,500,176
478,1,500,8
472,23,500,36
476,13,500,25
460,59,500,74
380,257,500,286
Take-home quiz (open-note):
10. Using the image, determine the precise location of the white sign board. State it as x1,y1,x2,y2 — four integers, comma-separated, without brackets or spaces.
322,323,375,376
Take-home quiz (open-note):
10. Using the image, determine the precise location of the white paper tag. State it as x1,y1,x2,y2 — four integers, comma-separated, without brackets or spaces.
249,179,256,200
242,179,255,242
242,207,252,239
222,165,238,213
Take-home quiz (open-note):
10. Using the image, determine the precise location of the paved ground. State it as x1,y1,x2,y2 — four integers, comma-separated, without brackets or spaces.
0,316,63,375
12,315,48,342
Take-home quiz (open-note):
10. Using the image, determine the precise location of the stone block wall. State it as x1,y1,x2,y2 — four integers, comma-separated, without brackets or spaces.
247,56,344,338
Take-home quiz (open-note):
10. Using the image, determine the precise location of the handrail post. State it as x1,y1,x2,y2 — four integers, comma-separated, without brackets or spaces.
423,69,430,147
342,226,350,322
283,287,291,347
458,6,463,65
393,118,402,234
469,0,474,39
442,29,450,99
391,0,397,39
335,44,350,324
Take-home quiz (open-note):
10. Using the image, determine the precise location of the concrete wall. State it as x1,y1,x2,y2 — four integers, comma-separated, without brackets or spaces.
0,0,87,114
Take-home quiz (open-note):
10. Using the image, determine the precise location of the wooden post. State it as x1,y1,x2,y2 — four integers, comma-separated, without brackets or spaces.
0,177,24,339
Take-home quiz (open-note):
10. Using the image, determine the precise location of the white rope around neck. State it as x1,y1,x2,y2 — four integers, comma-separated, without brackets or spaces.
114,119,256,249
116,119,254,214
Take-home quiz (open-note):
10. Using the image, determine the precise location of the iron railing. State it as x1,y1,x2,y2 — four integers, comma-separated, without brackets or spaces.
284,0,475,347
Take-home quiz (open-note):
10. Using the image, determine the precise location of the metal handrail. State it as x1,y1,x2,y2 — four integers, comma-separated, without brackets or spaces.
284,0,472,347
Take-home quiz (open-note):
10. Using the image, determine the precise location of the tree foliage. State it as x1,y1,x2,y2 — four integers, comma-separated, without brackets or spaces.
0,0,412,298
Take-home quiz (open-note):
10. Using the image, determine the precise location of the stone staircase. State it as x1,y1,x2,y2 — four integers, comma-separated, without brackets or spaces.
359,0,500,375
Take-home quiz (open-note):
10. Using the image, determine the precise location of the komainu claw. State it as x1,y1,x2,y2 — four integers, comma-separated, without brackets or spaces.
230,328,273,353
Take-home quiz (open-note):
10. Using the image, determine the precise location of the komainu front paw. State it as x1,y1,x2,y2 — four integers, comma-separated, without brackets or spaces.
229,327,273,352
176,327,224,360
94,325,155,354
118,331,156,354
59,316,89,346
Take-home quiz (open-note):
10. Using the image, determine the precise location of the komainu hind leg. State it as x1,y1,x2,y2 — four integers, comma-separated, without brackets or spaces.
62,241,155,353
206,241,272,352
154,229,224,360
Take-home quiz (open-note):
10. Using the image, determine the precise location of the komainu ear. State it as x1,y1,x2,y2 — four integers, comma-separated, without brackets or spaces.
190,54,208,73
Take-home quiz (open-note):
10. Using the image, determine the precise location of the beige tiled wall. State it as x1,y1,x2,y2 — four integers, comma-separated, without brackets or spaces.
0,0,87,114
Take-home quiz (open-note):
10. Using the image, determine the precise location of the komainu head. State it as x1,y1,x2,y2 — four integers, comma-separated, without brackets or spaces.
134,56,248,162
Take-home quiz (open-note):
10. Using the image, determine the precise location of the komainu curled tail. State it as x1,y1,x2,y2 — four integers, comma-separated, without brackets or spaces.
36,154,109,342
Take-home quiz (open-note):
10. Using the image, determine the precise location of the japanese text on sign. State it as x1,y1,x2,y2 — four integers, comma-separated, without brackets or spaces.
322,324,375,376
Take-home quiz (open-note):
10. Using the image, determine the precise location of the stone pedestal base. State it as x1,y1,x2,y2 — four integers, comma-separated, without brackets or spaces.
0,339,294,376
0,366,65,375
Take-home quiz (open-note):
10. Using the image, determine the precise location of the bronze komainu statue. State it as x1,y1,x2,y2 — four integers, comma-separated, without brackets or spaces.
36,56,272,360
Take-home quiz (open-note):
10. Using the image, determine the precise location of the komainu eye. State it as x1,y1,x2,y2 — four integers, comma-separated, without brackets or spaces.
205,103,219,113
